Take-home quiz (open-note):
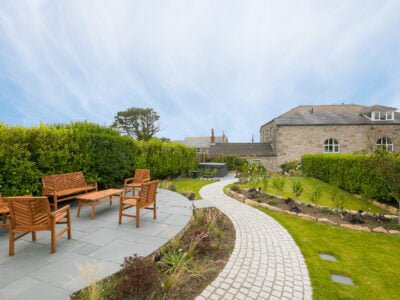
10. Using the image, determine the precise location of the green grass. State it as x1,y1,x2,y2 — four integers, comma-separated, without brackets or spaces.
259,208,400,300
160,178,215,199
249,176,385,213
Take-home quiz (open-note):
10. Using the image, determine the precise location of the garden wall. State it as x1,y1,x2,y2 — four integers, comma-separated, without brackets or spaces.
301,154,393,202
0,122,196,196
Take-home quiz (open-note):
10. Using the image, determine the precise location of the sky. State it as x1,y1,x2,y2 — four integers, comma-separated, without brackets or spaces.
0,0,400,142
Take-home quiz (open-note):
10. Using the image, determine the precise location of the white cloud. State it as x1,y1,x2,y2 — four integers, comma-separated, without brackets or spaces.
0,0,400,140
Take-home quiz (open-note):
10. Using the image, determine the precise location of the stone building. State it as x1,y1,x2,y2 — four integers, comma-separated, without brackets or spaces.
260,104,400,170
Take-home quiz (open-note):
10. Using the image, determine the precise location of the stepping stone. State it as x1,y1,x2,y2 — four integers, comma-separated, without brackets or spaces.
319,253,337,261
331,274,354,285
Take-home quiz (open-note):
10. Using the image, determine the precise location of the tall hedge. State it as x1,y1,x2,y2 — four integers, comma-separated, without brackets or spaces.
301,154,393,202
0,122,196,196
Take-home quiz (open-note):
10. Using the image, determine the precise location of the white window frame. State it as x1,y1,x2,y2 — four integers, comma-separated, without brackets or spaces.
372,111,394,121
377,137,394,152
323,138,340,153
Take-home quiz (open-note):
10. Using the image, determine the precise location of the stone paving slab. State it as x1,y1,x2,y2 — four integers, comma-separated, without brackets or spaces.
197,178,312,300
0,189,192,300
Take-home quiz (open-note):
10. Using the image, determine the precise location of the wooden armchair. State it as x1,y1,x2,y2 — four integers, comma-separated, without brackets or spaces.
119,180,158,228
0,195,10,229
4,196,72,256
124,169,151,195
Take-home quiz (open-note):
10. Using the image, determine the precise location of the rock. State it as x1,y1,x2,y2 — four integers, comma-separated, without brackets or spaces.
317,218,337,226
340,224,371,232
384,215,400,220
268,206,284,213
258,203,271,209
281,210,295,215
388,230,400,235
372,227,388,234
245,199,259,206
298,213,317,221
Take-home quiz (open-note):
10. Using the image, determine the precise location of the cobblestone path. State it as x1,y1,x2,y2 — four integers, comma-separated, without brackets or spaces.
197,179,312,300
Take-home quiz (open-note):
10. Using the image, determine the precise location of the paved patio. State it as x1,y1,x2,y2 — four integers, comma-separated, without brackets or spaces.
197,179,312,300
0,189,192,300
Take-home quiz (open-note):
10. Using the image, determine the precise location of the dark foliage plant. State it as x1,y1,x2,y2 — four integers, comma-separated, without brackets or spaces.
116,254,160,299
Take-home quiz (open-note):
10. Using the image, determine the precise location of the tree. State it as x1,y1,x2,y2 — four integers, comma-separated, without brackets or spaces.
112,107,160,141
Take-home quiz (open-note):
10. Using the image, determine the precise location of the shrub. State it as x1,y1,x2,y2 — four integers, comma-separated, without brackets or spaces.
271,177,285,193
291,180,304,198
280,160,300,173
302,154,393,202
0,123,197,196
116,254,159,299
310,186,322,204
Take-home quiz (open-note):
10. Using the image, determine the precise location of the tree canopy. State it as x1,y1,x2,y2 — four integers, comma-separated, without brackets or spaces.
112,107,160,141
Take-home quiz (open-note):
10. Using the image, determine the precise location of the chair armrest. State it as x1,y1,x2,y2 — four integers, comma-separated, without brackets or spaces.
51,205,70,218
124,177,140,185
85,180,98,189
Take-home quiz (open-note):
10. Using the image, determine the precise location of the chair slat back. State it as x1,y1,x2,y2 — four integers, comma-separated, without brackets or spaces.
0,194,6,210
5,197,50,229
139,180,158,207
42,171,86,193
134,169,150,182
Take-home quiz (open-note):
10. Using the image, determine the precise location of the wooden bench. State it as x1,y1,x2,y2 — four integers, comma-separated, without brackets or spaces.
42,171,98,210
0,195,10,229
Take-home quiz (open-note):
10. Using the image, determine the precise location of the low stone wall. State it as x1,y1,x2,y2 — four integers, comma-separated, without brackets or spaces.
226,190,400,235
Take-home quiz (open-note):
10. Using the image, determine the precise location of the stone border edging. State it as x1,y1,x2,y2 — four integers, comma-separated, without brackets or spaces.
226,190,400,235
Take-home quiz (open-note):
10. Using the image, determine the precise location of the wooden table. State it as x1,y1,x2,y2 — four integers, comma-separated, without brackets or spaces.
76,189,123,220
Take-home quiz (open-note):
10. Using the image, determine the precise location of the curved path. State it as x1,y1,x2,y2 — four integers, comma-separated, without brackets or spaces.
197,179,312,300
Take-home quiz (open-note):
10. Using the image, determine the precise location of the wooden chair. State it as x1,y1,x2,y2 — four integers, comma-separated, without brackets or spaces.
119,180,158,228
124,169,151,196
4,196,72,256
0,195,10,229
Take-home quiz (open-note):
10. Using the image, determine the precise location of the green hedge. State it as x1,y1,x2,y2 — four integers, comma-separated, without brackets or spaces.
301,154,393,202
204,154,249,171
0,122,196,196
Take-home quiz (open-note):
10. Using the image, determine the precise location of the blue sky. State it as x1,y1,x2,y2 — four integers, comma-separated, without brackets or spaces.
0,0,400,141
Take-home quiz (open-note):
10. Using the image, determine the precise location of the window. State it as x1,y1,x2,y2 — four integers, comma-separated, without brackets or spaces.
377,137,393,151
372,111,394,121
323,138,339,153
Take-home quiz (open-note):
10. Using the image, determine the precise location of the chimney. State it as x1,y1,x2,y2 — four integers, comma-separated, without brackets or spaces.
211,128,215,144
310,107,314,114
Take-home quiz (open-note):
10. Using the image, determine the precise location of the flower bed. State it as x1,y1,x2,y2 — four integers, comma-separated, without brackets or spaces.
71,208,235,300
227,188,400,235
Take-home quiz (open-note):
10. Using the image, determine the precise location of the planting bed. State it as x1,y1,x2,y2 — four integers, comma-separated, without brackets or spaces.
229,188,400,234
72,208,235,300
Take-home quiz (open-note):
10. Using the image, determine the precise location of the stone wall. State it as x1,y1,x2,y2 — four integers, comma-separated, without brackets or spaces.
275,124,400,165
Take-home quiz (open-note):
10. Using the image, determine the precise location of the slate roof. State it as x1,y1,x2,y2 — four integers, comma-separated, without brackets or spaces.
209,143,275,157
181,136,226,148
262,104,400,127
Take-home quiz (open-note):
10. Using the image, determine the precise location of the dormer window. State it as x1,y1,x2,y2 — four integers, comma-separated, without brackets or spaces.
368,111,394,121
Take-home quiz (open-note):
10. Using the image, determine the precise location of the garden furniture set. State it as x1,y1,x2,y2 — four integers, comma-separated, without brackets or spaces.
0,169,158,256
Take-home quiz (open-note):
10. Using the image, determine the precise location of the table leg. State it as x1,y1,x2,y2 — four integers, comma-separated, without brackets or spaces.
109,195,112,206
91,206,95,220
77,201,81,217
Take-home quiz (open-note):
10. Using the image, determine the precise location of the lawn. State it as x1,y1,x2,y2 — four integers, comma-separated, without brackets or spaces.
259,208,400,300
159,178,215,199
248,176,386,213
